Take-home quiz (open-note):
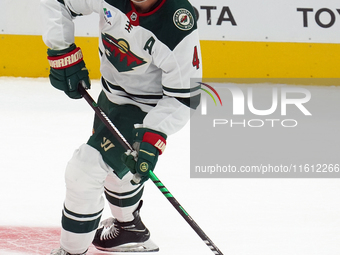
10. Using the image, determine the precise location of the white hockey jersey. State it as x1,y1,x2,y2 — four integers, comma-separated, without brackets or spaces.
41,0,202,136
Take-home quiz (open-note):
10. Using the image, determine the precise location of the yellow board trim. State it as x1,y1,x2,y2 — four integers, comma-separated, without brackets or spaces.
1,34,340,85
0,35,101,78
200,40,340,79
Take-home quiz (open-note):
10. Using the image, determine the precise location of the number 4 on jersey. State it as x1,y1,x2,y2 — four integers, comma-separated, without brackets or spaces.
192,46,200,70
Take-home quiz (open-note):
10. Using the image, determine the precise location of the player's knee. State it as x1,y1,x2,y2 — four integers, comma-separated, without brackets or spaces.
64,144,109,198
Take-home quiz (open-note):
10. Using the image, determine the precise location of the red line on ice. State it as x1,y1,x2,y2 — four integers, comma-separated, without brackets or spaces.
0,226,107,254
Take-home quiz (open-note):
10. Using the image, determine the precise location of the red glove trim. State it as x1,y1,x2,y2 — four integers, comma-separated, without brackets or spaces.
143,132,166,155
47,47,83,69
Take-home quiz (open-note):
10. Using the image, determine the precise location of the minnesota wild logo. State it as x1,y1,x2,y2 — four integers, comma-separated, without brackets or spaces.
173,9,194,31
102,33,147,72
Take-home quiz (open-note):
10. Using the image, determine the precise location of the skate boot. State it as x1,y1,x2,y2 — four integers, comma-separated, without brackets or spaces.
92,200,159,252
50,247,87,255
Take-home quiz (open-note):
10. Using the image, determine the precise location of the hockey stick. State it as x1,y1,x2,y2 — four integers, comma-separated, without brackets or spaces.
78,86,224,255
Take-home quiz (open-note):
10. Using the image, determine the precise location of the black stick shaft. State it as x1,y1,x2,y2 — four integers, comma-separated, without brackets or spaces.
79,86,132,151
79,86,223,255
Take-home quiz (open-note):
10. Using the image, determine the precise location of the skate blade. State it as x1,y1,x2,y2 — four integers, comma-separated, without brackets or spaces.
94,239,159,252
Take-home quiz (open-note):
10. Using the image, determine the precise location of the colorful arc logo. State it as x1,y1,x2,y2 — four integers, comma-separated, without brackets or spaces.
198,82,223,106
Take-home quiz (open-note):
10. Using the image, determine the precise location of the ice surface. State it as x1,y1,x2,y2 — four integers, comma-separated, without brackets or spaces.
0,77,339,255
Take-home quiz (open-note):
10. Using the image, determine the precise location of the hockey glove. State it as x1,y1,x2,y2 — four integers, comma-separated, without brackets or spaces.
122,128,167,185
47,44,90,99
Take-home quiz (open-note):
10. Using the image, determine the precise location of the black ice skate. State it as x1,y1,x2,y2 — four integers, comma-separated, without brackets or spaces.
92,201,159,252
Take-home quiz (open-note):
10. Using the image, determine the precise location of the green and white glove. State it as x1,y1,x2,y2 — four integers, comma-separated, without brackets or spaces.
122,128,167,185
47,44,90,99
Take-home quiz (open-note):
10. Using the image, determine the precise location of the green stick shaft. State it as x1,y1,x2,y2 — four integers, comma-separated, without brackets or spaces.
149,171,223,255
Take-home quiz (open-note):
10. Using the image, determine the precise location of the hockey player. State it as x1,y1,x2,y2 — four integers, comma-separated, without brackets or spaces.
41,0,202,254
